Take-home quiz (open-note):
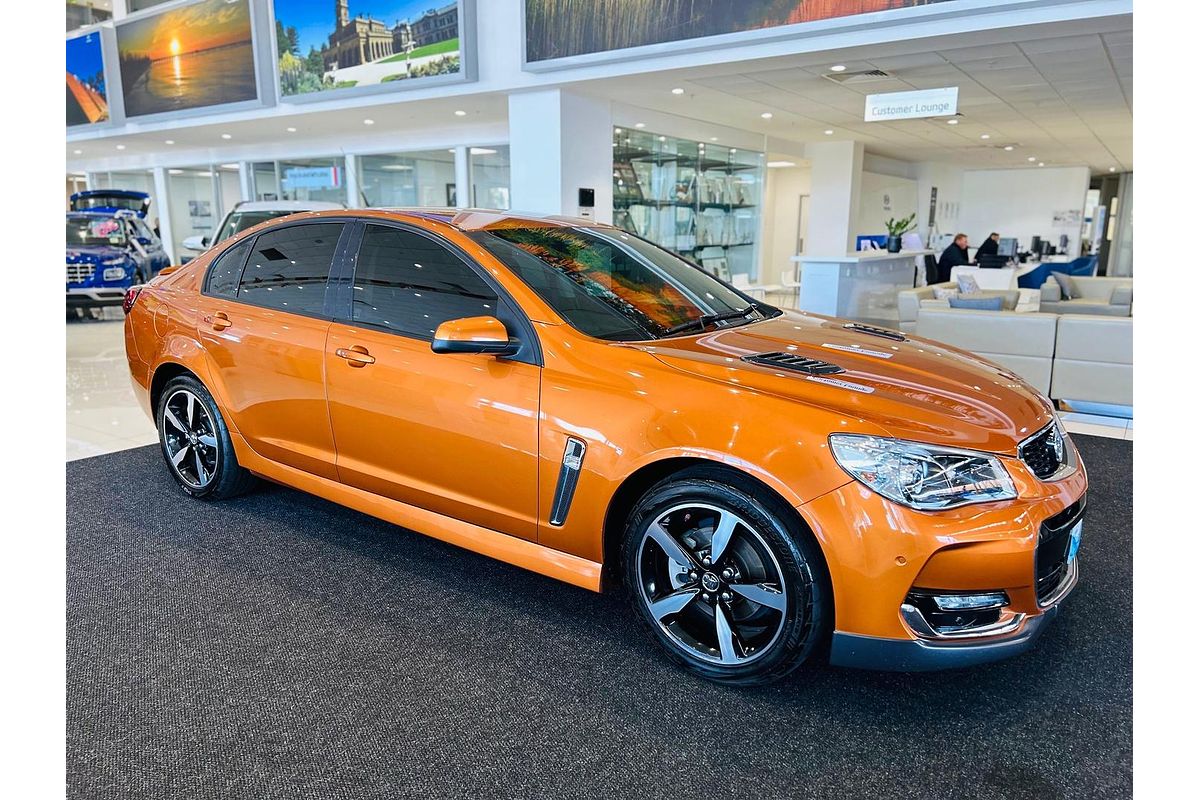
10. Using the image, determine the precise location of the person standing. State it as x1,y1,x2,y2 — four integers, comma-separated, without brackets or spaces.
936,233,971,283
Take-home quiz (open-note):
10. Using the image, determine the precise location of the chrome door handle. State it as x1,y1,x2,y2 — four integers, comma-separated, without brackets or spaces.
335,346,375,367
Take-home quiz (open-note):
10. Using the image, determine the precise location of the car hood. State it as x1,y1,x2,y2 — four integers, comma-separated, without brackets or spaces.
67,245,127,264
636,311,1054,454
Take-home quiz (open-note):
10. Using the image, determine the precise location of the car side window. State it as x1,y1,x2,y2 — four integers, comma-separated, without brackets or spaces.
238,223,344,315
205,237,253,298
352,224,498,338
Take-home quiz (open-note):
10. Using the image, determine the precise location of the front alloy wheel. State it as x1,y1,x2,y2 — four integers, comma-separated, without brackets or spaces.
622,469,829,685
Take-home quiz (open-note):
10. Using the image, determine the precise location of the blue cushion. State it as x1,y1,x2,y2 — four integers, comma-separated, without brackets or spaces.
948,295,1004,311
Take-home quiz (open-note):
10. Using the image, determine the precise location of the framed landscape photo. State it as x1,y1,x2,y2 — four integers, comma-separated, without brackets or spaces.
116,0,260,118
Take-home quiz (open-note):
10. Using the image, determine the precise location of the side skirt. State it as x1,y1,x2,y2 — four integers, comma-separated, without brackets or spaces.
229,432,603,592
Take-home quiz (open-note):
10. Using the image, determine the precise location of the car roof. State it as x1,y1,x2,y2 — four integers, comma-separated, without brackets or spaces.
232,200,346,212
311,207,614,232
70,189,150,201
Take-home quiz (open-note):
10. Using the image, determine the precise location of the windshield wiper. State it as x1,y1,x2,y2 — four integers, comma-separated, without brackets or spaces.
664,304,761,336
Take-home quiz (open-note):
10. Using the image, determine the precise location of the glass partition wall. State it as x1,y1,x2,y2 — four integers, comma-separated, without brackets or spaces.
359,151,457,207
612,128,764,280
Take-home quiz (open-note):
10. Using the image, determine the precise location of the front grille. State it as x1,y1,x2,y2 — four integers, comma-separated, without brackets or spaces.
67,263,95,284
1020,422,1066,480
743,352,844,375
1035,495,1085,605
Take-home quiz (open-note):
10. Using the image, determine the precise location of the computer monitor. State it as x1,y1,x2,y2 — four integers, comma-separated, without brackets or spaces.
997,237,1017,257
1030,235,1042,255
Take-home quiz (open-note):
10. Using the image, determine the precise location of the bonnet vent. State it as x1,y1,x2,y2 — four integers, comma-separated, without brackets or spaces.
743,352,844,375
842,322,906,342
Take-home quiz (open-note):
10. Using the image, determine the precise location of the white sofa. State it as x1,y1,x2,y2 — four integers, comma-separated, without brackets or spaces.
898,282,1041,333
1051,315,1133,409
916,309,1059,394
1040,276,1133,317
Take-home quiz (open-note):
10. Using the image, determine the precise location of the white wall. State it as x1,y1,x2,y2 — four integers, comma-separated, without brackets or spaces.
958,166,1091,257
762,166,812,286
855,171,918,243
914,161,965,248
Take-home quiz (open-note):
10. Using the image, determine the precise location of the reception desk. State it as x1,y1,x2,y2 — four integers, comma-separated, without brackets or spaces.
792,250,931,326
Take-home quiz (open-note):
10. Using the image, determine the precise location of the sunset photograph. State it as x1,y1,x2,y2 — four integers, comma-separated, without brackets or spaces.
116,0,257,117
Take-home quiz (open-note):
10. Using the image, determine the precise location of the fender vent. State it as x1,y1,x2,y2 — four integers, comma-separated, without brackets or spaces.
843,322,906,342
743,352,844,375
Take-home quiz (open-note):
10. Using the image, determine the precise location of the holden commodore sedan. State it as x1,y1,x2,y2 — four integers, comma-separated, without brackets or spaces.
123,209,1086,684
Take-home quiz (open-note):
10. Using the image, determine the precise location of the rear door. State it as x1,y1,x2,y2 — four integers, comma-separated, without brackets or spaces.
323,221,541,540
197,222,351,480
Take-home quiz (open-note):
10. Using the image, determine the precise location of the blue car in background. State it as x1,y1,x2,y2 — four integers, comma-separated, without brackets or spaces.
67,206,170,312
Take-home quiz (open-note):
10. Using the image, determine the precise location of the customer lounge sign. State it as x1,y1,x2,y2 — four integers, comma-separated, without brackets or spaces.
864,87,958,122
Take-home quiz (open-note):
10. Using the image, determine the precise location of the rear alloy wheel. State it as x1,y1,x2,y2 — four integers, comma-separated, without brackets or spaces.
622,471,829,685
156,375,256,499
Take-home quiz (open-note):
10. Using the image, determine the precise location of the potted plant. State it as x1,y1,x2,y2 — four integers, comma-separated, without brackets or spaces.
884,213,917,253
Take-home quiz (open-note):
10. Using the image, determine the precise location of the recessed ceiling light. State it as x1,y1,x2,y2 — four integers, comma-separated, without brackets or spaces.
760,112,773,119
1109,166,1117,172
635,122,646,128
1038,162,1045,167
710,137,718,142
946,119,959,125
767,160,796,168
614,127,622,134
286,126,297,132
830,65,847,72
824,129,834,135
168,169,183,175
164,139,174,145
980,134,990,140
454,110,467,116
730,148,737,154
363,118,375,125
72,149,82,155
1028,156,1037,162
469,147,497,155
221,133,232,140
671,87,684,95
116,144,125,150
1003,145,1014,151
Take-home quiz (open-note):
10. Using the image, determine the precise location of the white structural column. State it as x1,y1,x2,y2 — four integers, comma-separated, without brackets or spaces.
804,139,865,256
151,167,176,264
344,155,360,207
454,146,470,209
508,89,614,222
238,162,254,203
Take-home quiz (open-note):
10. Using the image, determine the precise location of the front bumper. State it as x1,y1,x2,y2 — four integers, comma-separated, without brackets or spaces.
67,286,127,308
798,442,1088,671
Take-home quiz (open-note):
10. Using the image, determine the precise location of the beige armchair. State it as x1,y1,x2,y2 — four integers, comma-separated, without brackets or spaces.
1040,276,1132,317
1051,315,1132,408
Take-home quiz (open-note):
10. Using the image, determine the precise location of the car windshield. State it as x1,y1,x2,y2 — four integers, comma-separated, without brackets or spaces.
470,225,776,341
72,195,145,213
216,210,299,244
67,215,126,247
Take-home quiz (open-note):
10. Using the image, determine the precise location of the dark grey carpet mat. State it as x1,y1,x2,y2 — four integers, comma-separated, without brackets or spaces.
67,435,1131,799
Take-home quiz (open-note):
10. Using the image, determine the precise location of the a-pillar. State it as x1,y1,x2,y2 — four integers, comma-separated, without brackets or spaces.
508,89,613,222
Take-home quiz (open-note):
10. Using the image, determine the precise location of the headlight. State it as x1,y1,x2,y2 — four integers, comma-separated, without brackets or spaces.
103,266,128,281
829,434,1016,511
101,256,126,266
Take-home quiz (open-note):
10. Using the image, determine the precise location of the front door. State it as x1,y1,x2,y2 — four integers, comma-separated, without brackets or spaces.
324,223,540,541
197,221,348,480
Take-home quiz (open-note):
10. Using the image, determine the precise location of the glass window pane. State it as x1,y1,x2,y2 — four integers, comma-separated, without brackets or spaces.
353,224,497,338
470,146,510,210
206,238,253,298
238,223,343,314
277,157,348,204
67,1,112,32
359,151,456,207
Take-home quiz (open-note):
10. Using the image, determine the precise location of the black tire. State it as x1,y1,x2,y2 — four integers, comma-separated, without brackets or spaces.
156,374,256,500
621,466,830,686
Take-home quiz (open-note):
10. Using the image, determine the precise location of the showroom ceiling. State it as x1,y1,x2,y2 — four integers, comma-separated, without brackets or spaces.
586,17,1132,173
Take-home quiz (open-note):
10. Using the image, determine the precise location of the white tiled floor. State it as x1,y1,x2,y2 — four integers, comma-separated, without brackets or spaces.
67,312,158,461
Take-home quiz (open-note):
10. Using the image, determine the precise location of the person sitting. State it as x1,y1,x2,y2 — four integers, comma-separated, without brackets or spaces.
936,233,971,283
975,232,1000,262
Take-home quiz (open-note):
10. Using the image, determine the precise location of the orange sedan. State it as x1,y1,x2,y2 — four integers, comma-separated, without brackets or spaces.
124,209,1087,684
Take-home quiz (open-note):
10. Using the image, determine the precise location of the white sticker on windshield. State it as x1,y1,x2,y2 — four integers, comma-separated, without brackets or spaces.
821,343,894,359
806,375,875,394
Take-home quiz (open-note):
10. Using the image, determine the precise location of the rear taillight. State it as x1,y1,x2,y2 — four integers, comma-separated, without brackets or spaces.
123,286,142,315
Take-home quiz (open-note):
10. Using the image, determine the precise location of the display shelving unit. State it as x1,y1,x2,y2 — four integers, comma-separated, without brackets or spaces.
612,128,764,280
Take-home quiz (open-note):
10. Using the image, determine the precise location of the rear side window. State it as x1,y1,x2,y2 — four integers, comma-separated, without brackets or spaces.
352,224,498,338
238,223,344,315
205,238,253,298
